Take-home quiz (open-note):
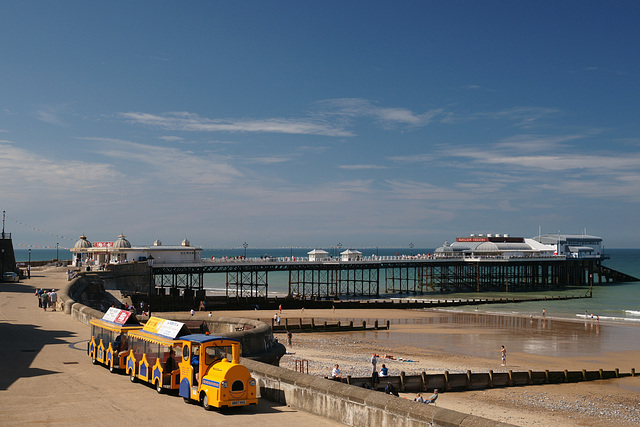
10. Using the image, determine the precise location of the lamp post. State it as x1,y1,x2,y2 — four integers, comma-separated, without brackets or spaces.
409,242,414,256
147,255,154,318
243,242,248,259
337,242,342,259
28,248,31,279
56,243,59,262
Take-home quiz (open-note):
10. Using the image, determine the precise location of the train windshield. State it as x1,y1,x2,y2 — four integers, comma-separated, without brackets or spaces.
204,345,233,365
91,325,115,348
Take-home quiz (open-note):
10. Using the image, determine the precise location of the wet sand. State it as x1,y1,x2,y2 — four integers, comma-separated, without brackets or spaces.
210,307,640,426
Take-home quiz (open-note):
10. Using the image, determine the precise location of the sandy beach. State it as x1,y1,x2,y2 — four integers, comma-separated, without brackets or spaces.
209,307,640,426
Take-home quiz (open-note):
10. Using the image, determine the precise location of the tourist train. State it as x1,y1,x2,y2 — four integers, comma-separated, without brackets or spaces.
88,308,258,410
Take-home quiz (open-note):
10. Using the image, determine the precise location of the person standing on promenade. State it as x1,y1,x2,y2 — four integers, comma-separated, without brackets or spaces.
35,288,43,308
41,291,49,311
500,345,507,366
49,290,57,311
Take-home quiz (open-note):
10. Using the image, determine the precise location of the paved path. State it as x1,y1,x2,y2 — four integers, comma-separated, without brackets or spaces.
0,268,340,426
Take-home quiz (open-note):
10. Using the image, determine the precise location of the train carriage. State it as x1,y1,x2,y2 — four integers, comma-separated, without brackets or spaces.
125,316,191,393
88,308,142,373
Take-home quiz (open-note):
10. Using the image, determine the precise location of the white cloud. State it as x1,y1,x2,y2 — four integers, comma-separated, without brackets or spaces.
119,111,353,137
85,137,243,186
339,164,387,170
388,154,433,164
244,155,293,165
315,98,446,128
0,142,123,203
472,107,561,128
35,105,69,126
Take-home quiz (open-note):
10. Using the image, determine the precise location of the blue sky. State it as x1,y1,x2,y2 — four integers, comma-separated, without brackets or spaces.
2,1,640,250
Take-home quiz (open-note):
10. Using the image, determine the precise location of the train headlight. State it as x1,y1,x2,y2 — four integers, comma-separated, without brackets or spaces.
221,381,228,388
249,379,256,387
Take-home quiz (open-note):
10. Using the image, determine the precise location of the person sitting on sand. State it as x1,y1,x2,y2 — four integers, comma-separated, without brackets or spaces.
414,393,424,403
424,389,438,404
379,364,389,377
331,364,342,380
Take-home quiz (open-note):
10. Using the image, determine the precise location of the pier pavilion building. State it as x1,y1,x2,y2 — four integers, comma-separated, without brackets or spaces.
435,234,556,259
532,233,603,259
307,249,329,261
71,234,202,267
434,233,603,260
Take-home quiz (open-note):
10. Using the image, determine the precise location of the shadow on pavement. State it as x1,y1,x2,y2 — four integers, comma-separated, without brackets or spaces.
0,322,78,390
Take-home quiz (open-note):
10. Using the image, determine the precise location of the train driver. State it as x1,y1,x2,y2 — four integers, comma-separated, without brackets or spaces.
191,345,200,385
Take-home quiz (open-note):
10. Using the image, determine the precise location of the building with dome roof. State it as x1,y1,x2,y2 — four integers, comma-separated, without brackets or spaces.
70,234,202,267
434,232,602,260
435,234,556,260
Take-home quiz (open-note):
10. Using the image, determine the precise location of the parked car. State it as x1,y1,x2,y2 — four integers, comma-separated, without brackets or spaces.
2,272,19,282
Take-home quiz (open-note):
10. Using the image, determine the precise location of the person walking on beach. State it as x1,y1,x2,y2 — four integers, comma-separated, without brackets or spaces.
500,345,507,366
286,330,292,346
542,308,546,317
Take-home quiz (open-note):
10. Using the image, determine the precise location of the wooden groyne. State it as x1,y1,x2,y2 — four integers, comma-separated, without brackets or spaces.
270,318,390,332
333,367,637,394
205,292,592,312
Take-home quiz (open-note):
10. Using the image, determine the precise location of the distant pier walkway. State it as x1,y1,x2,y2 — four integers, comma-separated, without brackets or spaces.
148,254,631,300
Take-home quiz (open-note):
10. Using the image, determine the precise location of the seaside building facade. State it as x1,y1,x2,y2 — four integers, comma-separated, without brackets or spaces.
434,233,603,260
307,249,330,261
70,234,202,267
531,233,603,258
340,249,362,261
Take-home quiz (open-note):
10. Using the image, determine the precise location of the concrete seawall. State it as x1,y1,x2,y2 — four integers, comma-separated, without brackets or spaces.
56,272,512,426
243,358,508,427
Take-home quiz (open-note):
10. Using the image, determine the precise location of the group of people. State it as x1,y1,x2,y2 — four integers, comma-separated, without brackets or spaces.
414,390,438,404
329,353,440,404
35,288,57,311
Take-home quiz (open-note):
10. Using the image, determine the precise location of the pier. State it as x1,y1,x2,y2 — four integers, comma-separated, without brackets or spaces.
148,255,628,301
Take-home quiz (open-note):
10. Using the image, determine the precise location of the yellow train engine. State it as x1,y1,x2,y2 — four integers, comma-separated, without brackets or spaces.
178,334,258,409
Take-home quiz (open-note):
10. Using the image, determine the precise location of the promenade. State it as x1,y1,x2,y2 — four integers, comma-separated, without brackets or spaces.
0,267,340,426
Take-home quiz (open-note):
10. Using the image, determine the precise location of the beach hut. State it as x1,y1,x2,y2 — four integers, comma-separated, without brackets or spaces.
340,249,362,261
308,249,329,262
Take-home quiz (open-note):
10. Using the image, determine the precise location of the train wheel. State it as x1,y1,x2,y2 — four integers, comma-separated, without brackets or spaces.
183,397,190,404
129,373,136,383
202,393,211,411
109,365,116,373
156,381,163,394
91,357,97,365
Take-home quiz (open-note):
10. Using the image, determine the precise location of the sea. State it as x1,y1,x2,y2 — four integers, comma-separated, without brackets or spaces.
14,247,640,324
